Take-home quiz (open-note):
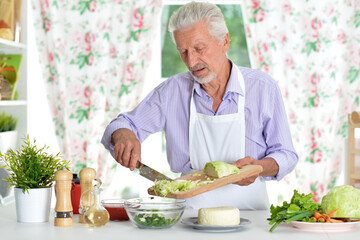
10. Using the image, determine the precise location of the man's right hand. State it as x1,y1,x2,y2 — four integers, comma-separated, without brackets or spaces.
111,128,141,171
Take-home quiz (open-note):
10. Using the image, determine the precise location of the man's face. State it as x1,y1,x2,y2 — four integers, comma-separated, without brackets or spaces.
173,21,229,84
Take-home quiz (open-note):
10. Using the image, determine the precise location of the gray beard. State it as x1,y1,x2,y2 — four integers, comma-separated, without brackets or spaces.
192,72,217,84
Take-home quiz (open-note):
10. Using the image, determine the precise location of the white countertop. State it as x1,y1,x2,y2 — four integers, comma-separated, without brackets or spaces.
1,203,360,240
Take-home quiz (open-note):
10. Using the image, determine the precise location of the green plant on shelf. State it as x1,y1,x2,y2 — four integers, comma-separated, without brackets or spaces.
0,135,70,193
0,112,18,132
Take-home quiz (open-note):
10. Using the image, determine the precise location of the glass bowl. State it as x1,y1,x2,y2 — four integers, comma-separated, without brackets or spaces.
101,199,129,221
124,197,186,229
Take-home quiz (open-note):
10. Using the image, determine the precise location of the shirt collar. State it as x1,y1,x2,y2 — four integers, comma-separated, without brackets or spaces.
193,59,244,99
225,60,243,97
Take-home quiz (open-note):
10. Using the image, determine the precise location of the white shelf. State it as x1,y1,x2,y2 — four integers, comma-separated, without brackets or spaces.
0,1,28,151
0,38,26,49
0,100,27,106
350,173,360,180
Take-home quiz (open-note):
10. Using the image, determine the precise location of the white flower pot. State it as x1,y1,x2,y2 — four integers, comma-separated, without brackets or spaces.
0,130,18,153
14,187,52,223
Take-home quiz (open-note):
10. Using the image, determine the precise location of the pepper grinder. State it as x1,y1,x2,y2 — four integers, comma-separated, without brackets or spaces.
79,167,96,223
54,169,73,227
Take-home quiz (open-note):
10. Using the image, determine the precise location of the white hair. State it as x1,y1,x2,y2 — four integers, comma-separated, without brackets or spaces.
168,1,229,43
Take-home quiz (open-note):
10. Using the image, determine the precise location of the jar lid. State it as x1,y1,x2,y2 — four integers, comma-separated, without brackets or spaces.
72,173,80,184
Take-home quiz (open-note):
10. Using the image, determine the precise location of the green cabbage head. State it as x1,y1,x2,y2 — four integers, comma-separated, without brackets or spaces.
321,185,360,218
204,161,240,178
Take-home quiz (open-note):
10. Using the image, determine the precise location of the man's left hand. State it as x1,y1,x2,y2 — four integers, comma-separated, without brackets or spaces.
231,156,259,186
231,156,279,186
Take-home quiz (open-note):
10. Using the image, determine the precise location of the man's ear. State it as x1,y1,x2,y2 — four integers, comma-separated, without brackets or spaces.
223,33,230,53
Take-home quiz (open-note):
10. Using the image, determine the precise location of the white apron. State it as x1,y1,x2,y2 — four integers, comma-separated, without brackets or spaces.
186,67,269,210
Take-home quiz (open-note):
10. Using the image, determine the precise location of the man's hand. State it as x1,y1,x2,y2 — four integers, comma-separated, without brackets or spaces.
111,128,141,171
231,156,279,186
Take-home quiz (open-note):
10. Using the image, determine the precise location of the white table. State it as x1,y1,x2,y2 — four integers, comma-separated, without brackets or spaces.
1,203,359,240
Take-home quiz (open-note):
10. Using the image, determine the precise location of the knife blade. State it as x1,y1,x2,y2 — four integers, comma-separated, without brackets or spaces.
136,162,172,182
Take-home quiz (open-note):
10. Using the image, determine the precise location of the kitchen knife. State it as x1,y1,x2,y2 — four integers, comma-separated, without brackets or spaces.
136,162,172,182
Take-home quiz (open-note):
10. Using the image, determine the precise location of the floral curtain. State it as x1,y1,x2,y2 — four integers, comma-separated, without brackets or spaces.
31,0,162,196
242,0,360,202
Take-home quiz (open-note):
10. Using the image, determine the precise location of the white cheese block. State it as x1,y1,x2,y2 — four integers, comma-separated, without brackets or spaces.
198,207,240,226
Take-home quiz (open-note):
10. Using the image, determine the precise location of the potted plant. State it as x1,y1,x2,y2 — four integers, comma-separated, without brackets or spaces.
0,135,69,222
0,112,18,153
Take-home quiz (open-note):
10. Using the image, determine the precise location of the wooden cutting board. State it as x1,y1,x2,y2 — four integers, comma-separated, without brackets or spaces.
147,164,263,199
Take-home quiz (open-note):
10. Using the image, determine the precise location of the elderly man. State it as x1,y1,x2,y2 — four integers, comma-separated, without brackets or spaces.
101,2,298,209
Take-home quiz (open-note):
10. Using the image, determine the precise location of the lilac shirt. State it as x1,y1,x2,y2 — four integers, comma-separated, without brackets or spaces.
101,62,298,181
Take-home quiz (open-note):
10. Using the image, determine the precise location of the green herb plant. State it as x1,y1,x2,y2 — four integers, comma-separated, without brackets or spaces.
0,112,18,132
0,135,70,193
267,190,320,232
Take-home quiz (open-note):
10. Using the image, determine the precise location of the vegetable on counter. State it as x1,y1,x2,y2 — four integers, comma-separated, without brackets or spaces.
267,190,320,232
268,185,360,232
308,210,344,223
321,185,360,218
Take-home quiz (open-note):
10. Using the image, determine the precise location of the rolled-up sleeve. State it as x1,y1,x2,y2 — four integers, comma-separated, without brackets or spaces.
101,117,133,158
262,82,298,181
101,82,168,158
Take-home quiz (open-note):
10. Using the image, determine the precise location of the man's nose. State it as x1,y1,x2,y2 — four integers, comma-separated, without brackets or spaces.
187,49,198,69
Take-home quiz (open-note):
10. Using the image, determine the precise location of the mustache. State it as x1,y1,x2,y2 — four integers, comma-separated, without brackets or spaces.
189,63,209,71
